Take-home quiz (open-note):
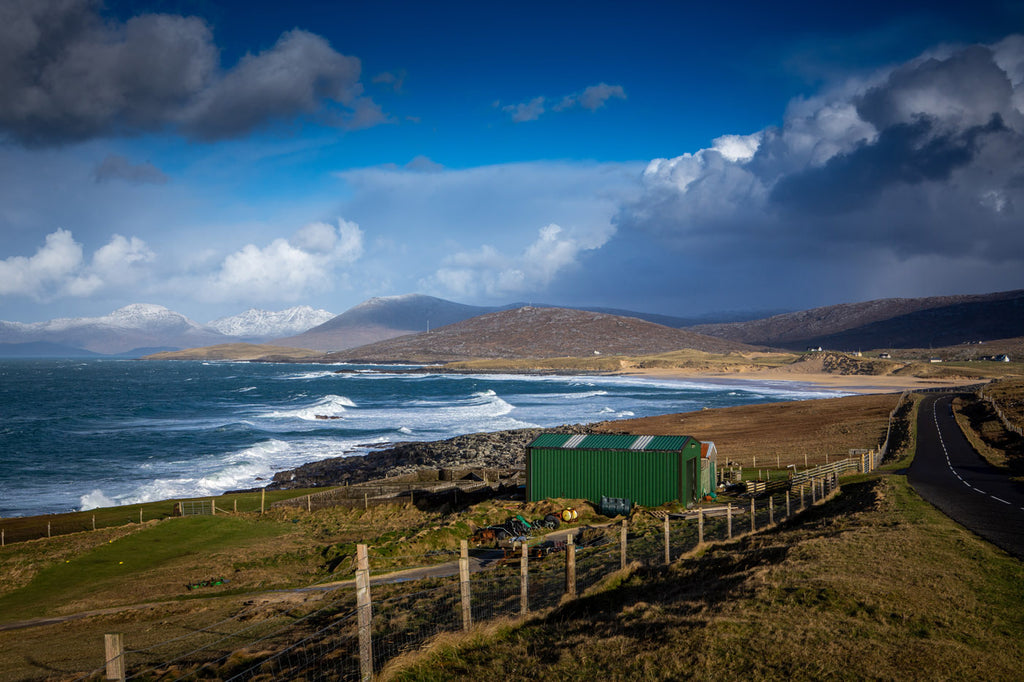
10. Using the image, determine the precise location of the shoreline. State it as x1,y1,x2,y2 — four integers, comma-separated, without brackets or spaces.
614,367,986,395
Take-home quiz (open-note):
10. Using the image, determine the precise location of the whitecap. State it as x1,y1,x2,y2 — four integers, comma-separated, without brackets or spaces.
262,394,358,421
80,489,116,511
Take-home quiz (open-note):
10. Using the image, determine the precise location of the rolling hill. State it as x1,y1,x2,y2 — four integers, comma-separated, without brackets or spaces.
321,306,757,363
690,289,1024,351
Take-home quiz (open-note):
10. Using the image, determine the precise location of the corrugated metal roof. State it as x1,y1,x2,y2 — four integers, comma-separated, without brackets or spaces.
630,435,654,450
529,433,573,448
648,435,694,451
528,433,694,452
564,434,587,448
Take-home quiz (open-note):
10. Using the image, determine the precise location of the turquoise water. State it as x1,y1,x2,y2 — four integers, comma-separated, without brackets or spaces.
0,359,848,517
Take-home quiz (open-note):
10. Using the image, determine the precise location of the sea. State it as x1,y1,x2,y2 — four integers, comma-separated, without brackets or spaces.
0,359,851,518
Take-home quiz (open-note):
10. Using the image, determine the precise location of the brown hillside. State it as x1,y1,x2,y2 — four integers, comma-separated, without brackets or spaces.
594,393,905,464
324,307,757,363
692,289,1024,349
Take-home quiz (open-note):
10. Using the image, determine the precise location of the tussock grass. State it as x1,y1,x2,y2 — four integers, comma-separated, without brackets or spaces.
385,475,1024,681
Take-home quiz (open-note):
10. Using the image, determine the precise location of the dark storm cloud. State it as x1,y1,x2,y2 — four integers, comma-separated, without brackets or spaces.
615,36,1024,305
770,114,1005,215
0,0,382,146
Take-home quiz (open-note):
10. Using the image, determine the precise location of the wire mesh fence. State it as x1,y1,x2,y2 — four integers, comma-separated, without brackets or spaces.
72,476,843,680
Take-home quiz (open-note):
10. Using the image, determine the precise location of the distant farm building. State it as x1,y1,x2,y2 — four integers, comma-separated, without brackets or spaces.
526,434,716,507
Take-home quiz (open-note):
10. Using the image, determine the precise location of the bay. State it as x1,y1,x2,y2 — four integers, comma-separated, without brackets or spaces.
0,359,849,518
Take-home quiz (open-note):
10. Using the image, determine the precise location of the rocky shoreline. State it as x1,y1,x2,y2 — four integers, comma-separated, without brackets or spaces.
266,422,604,490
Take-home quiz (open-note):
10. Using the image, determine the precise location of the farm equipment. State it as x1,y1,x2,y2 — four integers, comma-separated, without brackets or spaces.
471,512,566,547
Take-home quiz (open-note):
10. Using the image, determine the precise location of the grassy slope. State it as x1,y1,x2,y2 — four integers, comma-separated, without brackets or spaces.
386,474,1024,681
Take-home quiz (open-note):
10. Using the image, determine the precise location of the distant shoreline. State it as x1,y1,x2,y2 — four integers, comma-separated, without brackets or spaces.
614,367,984,395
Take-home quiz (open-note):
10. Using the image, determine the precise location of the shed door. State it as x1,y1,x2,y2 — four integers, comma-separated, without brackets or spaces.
687,456,698,503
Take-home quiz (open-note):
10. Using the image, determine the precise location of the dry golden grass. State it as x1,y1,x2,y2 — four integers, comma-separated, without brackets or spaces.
143,343,320,361
983,377,1024,430
592,393,905,467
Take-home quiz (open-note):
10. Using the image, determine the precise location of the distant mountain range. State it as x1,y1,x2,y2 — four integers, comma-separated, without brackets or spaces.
0,304,333,357
208,306,335,339
3,290,1023,359
276,294,780,352
0,304,227,356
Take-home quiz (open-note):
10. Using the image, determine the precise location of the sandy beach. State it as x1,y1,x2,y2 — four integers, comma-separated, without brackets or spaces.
619,366,986,394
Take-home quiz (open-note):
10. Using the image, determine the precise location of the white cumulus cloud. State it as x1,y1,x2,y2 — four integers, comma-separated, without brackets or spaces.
205,219,364,302
427,223,610,298
0,229,154,300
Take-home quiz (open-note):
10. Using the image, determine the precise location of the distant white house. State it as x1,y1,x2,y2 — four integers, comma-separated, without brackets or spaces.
929,357,943,363
879,352,891,359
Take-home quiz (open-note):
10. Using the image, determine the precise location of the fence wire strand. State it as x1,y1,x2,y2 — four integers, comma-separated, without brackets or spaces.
58,479,849,681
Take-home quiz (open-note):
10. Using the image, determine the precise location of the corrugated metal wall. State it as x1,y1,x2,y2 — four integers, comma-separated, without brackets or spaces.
527,443,701,506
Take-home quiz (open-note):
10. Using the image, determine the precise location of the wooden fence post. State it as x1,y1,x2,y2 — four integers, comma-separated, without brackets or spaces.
565,533,576,598
812,477,818,503
307,495,312,513
139,509,143,524
786,490,791,518
768,496,774,525
355,544,373,682
234,499,237,513
697,507,704,545
211,499,216,516
1,529,4,547
750,498,756,534
727,503,732,539
459,540,472,631
92,515,96,531
663,515,670,565
260,489,265,515
104,633,125,681
800,484,806,510
47,522,51,538
520,542,529,615
620,520,628,570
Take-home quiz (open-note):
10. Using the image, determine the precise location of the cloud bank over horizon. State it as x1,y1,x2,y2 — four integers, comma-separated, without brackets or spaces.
0,0,1022,323
605,35,1024,311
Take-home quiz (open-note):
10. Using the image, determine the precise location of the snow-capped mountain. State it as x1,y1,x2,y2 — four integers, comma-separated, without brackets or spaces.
207,306,335,339
0,304,229,355
277,294,499,351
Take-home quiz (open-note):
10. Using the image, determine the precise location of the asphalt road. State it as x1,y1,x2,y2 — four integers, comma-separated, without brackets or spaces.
908,393,1024,560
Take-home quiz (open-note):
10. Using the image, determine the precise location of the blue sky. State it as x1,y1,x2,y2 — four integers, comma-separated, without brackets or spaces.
1,0,1023,324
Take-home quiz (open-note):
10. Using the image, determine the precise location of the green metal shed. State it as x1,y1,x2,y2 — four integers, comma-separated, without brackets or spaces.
526,434,703,507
